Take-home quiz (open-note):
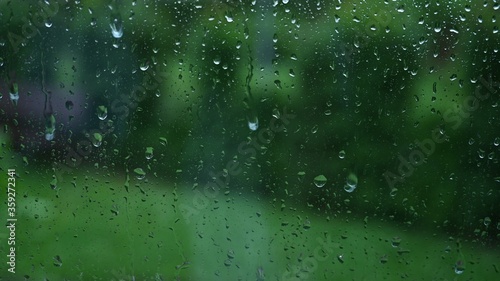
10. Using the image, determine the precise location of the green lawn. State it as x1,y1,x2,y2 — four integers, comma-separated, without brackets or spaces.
1,169,499,281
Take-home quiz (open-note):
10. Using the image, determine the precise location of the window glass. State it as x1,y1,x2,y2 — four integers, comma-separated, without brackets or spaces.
0,0,499,280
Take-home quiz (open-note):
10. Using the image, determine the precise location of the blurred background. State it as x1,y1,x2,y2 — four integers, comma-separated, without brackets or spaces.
0,0,499,280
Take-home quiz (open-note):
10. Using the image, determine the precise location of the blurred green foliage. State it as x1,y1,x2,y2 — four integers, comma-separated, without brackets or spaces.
0,0,499,279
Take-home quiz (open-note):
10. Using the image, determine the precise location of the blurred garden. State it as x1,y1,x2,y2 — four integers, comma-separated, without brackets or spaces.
0,0,499,280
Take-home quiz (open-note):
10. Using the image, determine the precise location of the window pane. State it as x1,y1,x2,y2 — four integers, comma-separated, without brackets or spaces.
0,1,498,280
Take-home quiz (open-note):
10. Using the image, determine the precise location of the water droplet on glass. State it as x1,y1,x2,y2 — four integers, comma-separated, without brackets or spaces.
50,177,57,190
311,125,318,134
110,16,123,38
303,219,311,229
390,188,398,197
494,137,500,146
454,261,465,274
9,83,19,105
159,137,168,146
338,150,346,159
92,133,102,147
484,216,491,227
65,100,73,110
145,147,153,159
297,171,305,182
140,61,150,71
247,114,259,131
213,56,221,65
391,236,401,247
344,172,358,193
134,168,146,180
272,108,281,119
45,114,56,141
97,105,107,120
313,175,327,188
53,255,62,267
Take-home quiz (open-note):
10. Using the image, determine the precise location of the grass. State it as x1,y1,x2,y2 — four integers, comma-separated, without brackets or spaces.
0,168,498,281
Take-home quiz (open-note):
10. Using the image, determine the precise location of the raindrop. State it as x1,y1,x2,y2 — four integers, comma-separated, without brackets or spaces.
454,261,465,274
247,113,259,131
159,137,168,146
272,108,280,119
311,125,318,134
344,172,358,192
313,175,327,188
484,217,491,227
45,19,53,28
53,255,62,267
391,236,401,247
45,114,56,141
50,177,57,190
303,219,311,229
145,147,154,159
65,100,74,110
338,150,346,159
110,17,123,38
134,168,146,180
9,83,19,105
390,188,398,197
297,171,305,182
213,56,221,65
140,61,149,71
92,133,102,147
97,105,108,120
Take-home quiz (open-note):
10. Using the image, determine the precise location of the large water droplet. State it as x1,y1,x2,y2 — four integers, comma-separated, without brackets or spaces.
45,114,56,141
53,255,62,267
97,105,108,120
344,172,358,192
297,171,305,182
145,147,153,159
247,114,259,131
313,175,327,188
110,16,123,38
159,137,168,146
9,83,19,105
454,261,465,274
213,56,221,65
338,150,346,159
65,100,73,110
134,168,146,180
92,133,102,147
